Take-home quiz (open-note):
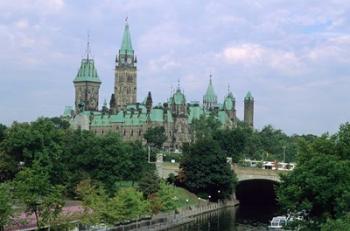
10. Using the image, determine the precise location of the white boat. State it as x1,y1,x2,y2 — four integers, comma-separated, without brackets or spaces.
268,216,287,230
268,213,303,230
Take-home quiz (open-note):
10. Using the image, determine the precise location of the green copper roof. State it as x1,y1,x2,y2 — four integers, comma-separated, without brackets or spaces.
203,78,217,103
91,115,111,127
150,108,164,122
119,23,133,55
245,91,254,101
218,111,230,125
224,93,235,111
173,89,186,105
110,112,125,123
188,105,204,123
224,98,233,111
74,59,101,83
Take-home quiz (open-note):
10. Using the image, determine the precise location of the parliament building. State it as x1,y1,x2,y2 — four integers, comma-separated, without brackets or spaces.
64,22,254,150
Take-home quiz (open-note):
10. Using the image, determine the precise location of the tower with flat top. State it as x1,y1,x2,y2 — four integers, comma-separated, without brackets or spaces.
244,91,254,127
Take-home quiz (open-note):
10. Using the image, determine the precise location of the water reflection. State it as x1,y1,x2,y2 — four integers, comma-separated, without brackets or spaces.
168,204,279,231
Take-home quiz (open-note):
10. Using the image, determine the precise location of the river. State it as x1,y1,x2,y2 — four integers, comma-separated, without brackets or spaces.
168,204,280,231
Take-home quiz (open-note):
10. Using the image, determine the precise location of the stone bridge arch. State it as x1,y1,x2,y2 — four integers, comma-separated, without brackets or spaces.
232,165,282,183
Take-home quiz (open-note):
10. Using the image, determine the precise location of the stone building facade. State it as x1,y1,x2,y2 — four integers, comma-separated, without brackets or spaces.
65,22,254,150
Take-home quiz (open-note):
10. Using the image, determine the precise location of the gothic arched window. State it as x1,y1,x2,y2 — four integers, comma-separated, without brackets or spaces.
127,75,133,83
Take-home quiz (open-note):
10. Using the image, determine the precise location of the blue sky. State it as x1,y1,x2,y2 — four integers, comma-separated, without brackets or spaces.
1,0,350,135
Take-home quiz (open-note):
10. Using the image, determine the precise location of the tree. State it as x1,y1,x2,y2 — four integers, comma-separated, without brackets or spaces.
0,183,13,231
77,180,150,225
0,151,18,182
2,118,65,165
180,137,237,201
138,171,160,198
127,141,154,185
13,162,64,229
143,126,167,149
277,124,350,228
76,179,113,225
321,214,350,231
112,187,150,220
214,126,251,163
0,124,6,144
156,181,178,211
191,115,221,140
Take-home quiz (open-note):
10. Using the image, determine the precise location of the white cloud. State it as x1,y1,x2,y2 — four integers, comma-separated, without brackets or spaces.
221,44,263,64
15,19,29,30
0,0,64,13
148,55,181,72
220,44,302,75
138,22,191,52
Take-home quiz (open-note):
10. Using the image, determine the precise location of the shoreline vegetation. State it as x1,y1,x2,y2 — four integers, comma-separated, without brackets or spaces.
2,117,350,230
5,196,238,231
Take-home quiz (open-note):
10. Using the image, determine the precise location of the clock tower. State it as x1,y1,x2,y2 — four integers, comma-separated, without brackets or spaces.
113,20,137,111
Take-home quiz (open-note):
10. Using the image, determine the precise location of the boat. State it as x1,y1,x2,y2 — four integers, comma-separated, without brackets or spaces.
268,213,304,230
268,216,288,230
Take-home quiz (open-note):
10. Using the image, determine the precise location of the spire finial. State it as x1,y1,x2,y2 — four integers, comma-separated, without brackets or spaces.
228,84,230,94
86,31,91,60
125,16,128,23
177,79,180,90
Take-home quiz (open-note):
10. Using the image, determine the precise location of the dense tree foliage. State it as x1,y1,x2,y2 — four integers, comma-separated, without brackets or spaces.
144,126,167,149
13,161,64,229
277,123,350,228
180,137,237,201
0,124,6,143
191,116,316,163
138,171,160,198
76,179,150,225
0,117,159,228
0,118,153,195
321,214,350,231
0,183,13,231
156,181,178,211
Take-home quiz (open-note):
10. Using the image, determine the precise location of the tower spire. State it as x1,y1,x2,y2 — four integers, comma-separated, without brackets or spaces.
120,19,133,55
86,31,91,60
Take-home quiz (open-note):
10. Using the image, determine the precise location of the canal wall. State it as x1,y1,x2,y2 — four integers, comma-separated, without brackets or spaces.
95,200,239,231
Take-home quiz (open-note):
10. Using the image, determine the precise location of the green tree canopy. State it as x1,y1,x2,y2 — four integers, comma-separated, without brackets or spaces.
138,171,160,198
180,137,237,201
143,126,167,149
77,180,150,225
191,115,221,140
13,161,64,229
0,124,6,144
277,123,350,228
0,183,13,231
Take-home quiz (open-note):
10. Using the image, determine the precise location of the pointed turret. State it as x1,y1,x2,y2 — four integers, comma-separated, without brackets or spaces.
145,91,153,113
244,91,254,127
119,22,134,56
203,75,217,110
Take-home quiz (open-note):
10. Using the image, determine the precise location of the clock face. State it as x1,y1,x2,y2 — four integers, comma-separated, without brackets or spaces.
127,57,132,64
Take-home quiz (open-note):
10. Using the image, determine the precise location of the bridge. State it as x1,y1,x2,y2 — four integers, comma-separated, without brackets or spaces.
232,165,282,182
156,162,289,205
157,162,283,183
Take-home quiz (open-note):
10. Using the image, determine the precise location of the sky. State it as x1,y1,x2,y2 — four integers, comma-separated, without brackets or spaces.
1,0,350,135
